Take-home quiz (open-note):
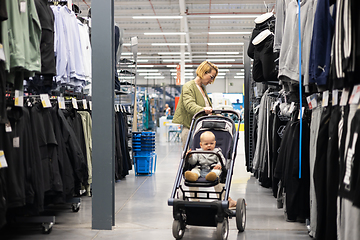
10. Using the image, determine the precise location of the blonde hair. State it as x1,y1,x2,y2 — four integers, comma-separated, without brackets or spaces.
200,131,216,142
196,61,218,82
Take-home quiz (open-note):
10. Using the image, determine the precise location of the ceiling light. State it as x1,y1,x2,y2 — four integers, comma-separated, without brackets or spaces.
208,32,251,35
152,43,188,46
217,73,227,75
128,65,154,68
174,76,195,79
218,69,230,72
137,69,159,72
215,76,225,79
144,76,165,79
207,43,244,46
207,52,239,55
133,16,183,19
170,69,194,72
137,60,149,62
144,32,186,35
234,76,244,78
236,72,245,75
217,65,233,67
163,59,191,62
121,52,142,55
166,65,177,68
158,52,190,55
210,15,261,19
122,43,131,46
119,76,135,79
139,73,162,76
206,59,236,62
171,73,194,76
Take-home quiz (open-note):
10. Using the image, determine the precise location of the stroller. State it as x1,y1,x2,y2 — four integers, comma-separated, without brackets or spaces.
168,110,246,240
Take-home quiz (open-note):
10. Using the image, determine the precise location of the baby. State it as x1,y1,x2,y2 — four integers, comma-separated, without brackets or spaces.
184,131,226,182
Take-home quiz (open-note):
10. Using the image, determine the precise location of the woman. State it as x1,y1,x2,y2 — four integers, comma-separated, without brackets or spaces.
172,61,237,209
172,60,216,148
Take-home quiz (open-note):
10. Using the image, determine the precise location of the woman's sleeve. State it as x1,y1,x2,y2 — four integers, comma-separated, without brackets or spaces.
182,84,204,116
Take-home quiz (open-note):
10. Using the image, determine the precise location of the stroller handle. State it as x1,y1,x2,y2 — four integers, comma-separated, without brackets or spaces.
193,109,241,120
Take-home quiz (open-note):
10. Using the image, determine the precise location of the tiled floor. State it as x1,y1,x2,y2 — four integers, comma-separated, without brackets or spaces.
0,133,310,240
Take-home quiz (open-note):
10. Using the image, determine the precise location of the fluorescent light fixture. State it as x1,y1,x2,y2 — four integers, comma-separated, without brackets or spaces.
208,32,251,35
234,76,244,78
217,73,227,75
158,52,190,55
144,76,165,79
119,76,135,79
144,32,186,35
121,52,142,55
128,65,154,68
170,69,194,72
218,69,230,72
210,15,261,19
174,76,195,79
206,59,236,62
171,73,194,76
166,65,177,68
215,76,225,79
207,52,239,55
137,69,159,72
137,59,149,63
240,69,244,71
133,16,183,19
217,65,233,67
122,43,131,46
152,43,188,46
139,73,162,76
207,43,244,46
236,72,245,75
163,59,191,62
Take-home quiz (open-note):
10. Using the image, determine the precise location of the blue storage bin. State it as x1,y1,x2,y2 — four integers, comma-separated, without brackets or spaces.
134,152,157,176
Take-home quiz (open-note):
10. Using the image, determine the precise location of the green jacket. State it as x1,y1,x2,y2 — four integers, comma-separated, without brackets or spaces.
172,80,212,128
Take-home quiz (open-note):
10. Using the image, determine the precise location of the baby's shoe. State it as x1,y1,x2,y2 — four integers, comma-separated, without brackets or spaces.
185,171,199,182
205,172,217,181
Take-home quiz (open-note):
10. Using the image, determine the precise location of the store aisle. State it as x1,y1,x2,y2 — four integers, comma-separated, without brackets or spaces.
0,133,310,240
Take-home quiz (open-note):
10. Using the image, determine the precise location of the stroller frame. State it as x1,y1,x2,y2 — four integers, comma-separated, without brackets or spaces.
168,110,246,240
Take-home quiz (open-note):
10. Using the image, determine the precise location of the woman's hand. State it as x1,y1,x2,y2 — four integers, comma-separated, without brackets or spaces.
204,107,212,115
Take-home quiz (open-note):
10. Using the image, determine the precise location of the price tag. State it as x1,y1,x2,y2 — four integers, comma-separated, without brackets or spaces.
82,99,88,109
322,90,329,107
89,101,92,111
13,137,20,148
127,106,131,112
72,98,78,109
58,97,65,109
306,96,313,110
254,87,258,98
348,84,360,105
332,89,339,106
289,102,295,113
5,121,12,132
0,44,5,61
298,107,305,119
14,90,24,107
0,151,8,168
40,94,51,108
340,88,350,106
20,1,27,13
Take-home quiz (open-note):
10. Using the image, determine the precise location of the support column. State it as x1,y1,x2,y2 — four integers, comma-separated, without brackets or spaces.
91,0,115,230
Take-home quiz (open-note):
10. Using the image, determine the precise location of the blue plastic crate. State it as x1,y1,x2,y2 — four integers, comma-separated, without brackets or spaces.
134,152,157,176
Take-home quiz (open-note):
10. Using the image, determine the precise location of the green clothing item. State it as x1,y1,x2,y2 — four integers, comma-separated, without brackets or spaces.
172,80,212,128
2,0,41,77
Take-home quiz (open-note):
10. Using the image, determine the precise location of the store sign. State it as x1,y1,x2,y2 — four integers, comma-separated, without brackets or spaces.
176,64,181,85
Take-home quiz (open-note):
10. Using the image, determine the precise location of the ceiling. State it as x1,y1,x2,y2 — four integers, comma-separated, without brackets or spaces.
75,0,276,85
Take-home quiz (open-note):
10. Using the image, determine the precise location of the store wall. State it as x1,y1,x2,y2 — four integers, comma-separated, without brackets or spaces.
206,77,244,94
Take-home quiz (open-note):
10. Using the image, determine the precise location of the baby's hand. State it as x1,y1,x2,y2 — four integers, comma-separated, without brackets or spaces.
213,164,221,170
186,149,192,156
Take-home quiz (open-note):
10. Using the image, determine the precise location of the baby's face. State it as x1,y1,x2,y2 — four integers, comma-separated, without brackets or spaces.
200,137,216,151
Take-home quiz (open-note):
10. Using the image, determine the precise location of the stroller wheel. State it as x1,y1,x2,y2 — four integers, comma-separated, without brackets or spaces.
172,220,185,239
236,198,246,232
216,218,229,240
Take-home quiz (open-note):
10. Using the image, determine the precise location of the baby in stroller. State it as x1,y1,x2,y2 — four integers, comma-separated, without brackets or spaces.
184,131,225,182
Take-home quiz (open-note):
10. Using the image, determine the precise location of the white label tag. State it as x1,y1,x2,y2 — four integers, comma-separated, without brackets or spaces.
306,96,313,110
89,101,92,111
298,107,305,119
72,98,78,109
13,137,20,148
58,97,65,109
348,84,360,105
14,90,24,107
20,1,26,13
254,87,258,98
127,106,131,113
332,89,339,106
0,151,8,168
340,88,350,106
0,44,5,61
289,102,295,113
5,122,12,132
322,91,329,107
40,94,51,108
82,99,88,109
